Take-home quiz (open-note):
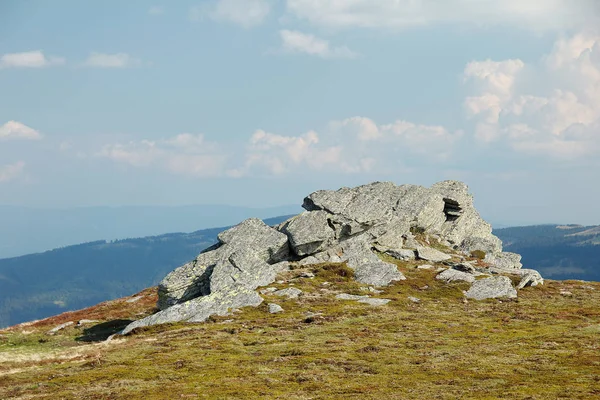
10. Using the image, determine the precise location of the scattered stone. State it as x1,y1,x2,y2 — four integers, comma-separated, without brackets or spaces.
485,252,523,270
76,319,99,327
47,321,74,335
126,295,144,303
299,271,315,279
446,262,477,274
560,291,573,297
268,303,284,314
416,247,452,262
419,285,429,290
416,264,435,270
357,298,391,306
273,287,303,299
517,271,544,289
465,276,517,300
259,287,278,295
436,269,476,284
385,249,416,261
408,296,421,303
336,293,369,301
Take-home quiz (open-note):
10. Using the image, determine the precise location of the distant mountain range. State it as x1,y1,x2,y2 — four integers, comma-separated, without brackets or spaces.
0,204,302,259
0,216,291,328
494,224,600,281
1,220,598,329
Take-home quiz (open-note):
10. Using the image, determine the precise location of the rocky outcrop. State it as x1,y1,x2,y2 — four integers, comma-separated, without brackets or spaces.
122,180,540,335
465,276,518,300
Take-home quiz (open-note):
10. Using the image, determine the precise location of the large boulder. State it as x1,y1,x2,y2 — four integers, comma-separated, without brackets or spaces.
122,180,541,335
465,276,517,300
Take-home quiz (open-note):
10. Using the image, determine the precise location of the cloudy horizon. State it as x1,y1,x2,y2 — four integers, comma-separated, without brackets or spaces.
1,0,599,226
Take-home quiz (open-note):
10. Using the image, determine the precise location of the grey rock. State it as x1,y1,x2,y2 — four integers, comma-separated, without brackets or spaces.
465,276,517,300
299,271,315,279
416,264,435,270
47,321,74,335
357,298,391,306
337,238,405,286
517,270,544,289
336,293,369,300
259,287,278,294
273,287,303,299
126,295,145,303
76,319,99,326
122,288,263,334
408,296,421,303
280,211,336,256
485,252,523,270
416,247,452,262
385,248,416,261
268,303,284,314
436,269,476,284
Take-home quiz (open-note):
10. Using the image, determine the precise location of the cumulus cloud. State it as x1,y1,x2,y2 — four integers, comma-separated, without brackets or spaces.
463,33,600,159
286,0,599,31
0,121,42,140
98,133,226,177
191,0,271,28
331,116,463,160
0,51,65,69
0,162,25,183
279,30,358,59
82,53,142,68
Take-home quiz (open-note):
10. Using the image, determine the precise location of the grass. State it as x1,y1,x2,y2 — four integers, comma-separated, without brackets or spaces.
1,264,600,399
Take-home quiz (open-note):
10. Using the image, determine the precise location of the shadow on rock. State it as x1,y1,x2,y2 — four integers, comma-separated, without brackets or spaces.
76,319,134,342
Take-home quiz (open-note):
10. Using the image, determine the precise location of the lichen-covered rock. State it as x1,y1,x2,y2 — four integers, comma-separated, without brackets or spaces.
273,287,303,299
436,268,476,284
465,276,517,300
122,180,541,335
416,247,452,262
280,211,336,256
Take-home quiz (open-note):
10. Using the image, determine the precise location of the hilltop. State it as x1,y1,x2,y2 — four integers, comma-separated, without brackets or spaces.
1,180,599,399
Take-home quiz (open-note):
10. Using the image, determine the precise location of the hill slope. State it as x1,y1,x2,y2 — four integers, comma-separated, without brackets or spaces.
495,224,600,281
1,263,599,399
0,216,291,328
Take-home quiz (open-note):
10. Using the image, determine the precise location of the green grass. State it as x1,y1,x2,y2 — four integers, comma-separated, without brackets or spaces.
1,265,600,399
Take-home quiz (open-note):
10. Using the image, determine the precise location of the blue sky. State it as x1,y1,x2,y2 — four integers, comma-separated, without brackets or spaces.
1,0,599,226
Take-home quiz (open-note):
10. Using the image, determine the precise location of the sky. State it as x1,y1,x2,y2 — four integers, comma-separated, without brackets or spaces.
1,0,600,226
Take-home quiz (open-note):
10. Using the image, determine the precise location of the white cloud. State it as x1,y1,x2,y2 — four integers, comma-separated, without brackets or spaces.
331,116,463,160
191,0,271,28
0,121,42,140
148,6,164,15
463,33,600,158
0,51,65,69
286,0,599,31
82,53,142,68
98,134,226,177
0,162,25,183
279,30,358,59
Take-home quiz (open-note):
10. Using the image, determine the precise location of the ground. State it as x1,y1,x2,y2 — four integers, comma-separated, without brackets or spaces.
1,259,599,400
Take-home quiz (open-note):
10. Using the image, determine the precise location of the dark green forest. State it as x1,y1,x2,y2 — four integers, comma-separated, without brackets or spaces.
495,224,600,282
0,216,290,328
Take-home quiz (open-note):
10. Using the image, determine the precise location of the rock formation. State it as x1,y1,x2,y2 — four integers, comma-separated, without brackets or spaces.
122,180,543,335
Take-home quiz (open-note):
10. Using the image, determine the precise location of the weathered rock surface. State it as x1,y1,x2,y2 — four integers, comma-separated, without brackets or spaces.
274,287,303,299
268,303,284,314
436,269,477,284
465,276,517,300
416,247,452,262
122,180,541,334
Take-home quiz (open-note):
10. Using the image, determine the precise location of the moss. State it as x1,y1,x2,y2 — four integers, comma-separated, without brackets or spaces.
470,250,486,259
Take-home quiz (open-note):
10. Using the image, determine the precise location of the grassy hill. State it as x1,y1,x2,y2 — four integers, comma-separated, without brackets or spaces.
495,224,600,281
0,216,291,328
1,261,599,399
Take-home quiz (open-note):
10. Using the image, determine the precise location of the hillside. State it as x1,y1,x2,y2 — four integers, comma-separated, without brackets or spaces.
1,263,599,399
495,224,600,281
0,216,291,328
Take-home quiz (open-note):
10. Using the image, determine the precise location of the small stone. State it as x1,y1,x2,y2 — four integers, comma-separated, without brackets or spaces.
47,321,74,335
408,296,421,303
385,249,416,261
273,287,303,299
299,271,315,279
259,287,278,295
465,276,517,300
416,264,435,270
357,298,391,306
76,319,99,327
436,269,476,284
268,303,284,314
560,291,573,296
416,247,452,262
336,293,369,300
126,295,144,303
